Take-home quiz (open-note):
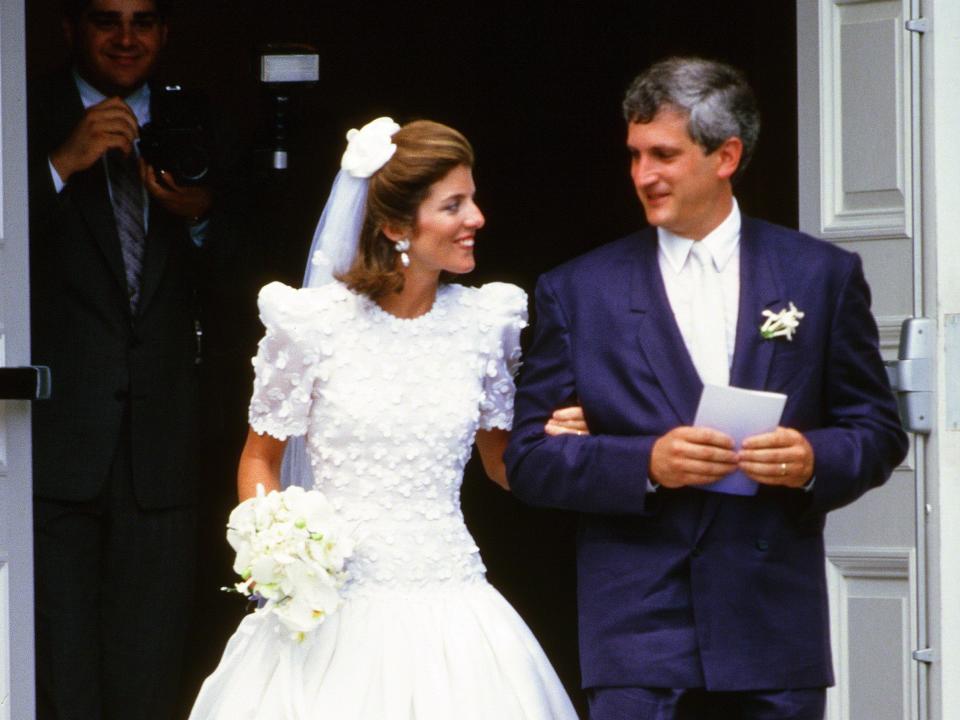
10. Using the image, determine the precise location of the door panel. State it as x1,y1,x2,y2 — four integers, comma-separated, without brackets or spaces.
798,0,924,718
0,0,36,718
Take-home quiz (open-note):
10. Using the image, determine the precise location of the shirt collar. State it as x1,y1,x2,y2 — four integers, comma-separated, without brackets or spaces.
657,198,741,274
72,69,151,127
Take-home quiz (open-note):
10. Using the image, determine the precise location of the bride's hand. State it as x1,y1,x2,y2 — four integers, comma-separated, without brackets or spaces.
544,406,590,436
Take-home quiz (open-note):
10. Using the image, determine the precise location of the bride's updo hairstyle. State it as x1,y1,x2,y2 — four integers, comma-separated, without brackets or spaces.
339,120,474,299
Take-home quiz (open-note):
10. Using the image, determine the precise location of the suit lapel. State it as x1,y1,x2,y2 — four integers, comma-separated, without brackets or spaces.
135,199,173,317
729,216,784,391
629,228,702,425
133,80,176,319
72,159,131,304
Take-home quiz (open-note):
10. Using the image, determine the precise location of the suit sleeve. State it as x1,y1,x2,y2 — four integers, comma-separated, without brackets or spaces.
27,96,67,240
803,253,909,515
505,274,655,514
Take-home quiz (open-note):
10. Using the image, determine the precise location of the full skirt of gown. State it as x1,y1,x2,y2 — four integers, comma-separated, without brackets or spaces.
189,579,577,719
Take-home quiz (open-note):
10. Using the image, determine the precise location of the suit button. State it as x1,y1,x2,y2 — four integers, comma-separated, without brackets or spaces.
691,546,702,558
756,539,769,551
114,389,128,401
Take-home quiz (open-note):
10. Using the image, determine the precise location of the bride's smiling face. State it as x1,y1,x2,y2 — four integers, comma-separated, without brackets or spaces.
407,165,484,276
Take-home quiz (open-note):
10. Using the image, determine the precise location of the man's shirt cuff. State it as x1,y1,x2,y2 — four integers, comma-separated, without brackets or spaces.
188,217,209,247
49,158,66,194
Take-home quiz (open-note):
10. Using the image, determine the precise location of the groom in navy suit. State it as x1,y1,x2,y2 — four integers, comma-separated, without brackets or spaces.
506,57,908,719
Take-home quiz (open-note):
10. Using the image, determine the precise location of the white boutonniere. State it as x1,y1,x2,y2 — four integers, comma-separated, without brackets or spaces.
760,302,805,341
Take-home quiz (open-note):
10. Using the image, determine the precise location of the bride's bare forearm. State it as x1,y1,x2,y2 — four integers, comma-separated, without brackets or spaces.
475,429,510,490
236,426,286,501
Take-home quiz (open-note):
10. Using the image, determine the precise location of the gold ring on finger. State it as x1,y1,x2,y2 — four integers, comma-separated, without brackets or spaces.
780,462,788,476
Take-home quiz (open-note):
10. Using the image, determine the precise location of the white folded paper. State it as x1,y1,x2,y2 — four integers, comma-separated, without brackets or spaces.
692,384,787,496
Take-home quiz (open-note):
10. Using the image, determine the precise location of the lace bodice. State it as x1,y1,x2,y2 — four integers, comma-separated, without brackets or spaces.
248,281,527,596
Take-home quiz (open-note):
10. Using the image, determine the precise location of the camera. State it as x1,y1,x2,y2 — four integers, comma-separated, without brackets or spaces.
139,85,211,186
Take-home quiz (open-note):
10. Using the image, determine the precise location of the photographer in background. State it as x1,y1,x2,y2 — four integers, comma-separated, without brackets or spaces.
28,0,217,717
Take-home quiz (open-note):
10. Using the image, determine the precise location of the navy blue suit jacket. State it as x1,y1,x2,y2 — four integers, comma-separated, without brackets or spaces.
505,217,908,691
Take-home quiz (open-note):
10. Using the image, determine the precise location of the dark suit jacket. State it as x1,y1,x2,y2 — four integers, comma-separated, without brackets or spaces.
505,217,908,691
29,70,202,509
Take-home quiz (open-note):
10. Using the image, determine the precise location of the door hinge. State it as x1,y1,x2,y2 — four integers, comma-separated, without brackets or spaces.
885,318,934,434
905,18,930,34
912,648,935,664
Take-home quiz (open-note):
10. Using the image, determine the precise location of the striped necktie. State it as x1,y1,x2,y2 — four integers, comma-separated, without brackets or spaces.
107,149,146,312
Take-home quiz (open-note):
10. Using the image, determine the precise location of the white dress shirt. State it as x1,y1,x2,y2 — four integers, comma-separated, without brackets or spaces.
657,199,741,373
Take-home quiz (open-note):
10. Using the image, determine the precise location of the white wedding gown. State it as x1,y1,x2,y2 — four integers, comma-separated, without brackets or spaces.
188,281,578,720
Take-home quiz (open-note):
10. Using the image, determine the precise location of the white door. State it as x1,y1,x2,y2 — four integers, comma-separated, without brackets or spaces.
797,1,927,718
0,0,37,718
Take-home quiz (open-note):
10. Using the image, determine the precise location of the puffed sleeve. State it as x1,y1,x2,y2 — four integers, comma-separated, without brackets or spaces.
248,282,323,439
477,283,529,431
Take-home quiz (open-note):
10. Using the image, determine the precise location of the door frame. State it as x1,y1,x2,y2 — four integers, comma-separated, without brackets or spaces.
0,0,37,717
918,2,960,719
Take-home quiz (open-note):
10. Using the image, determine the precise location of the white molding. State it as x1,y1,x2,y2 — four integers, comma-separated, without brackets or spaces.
827,546,913,578
873,313,915,473
826,231,911,243
818,0,913,240
892,435,915,473
877,314,907,351
825,547,917,720
0,559,9,719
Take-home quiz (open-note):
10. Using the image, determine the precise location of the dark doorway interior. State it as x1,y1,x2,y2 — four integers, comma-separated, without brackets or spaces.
27,2,797,717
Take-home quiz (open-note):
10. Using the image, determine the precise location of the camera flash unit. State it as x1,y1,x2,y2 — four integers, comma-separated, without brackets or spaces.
260,53,319,85
258,44,320,170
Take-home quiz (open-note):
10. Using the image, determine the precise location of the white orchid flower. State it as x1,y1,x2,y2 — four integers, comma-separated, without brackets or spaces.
223,485,353,641
760,301,805,341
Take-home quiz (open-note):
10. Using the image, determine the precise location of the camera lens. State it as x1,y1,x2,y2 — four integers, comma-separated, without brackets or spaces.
175,146,210,184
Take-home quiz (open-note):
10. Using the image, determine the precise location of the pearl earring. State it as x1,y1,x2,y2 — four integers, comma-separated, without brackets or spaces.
396,238,410,268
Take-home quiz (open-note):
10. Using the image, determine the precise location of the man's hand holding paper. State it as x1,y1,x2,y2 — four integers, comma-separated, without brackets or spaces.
739,426,815,488
649,426,738,489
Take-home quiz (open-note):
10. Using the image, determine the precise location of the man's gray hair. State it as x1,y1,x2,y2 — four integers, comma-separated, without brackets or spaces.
622,57,760,182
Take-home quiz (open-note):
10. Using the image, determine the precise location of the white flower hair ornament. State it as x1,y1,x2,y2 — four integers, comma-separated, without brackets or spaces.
340,116,401,178
760,301,805,341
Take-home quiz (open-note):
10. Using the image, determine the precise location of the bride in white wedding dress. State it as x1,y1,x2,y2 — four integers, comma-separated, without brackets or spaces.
187,118,583,719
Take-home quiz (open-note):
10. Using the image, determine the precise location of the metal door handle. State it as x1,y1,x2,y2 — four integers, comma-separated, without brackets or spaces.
0,366,52,400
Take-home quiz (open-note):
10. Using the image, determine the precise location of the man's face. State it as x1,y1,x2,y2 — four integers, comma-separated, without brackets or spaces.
626,108,737,240
67,0,167,97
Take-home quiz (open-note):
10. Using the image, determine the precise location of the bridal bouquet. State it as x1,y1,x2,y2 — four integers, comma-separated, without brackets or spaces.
226,484,354,641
